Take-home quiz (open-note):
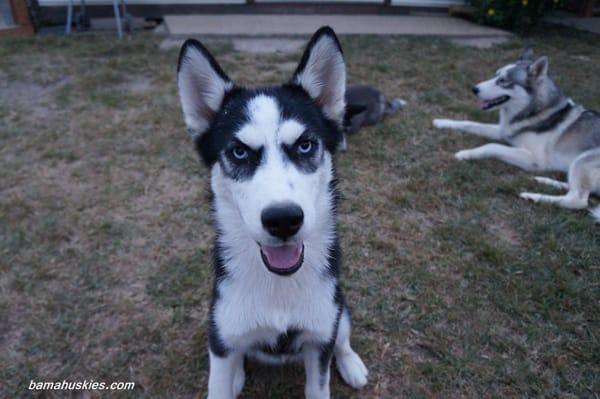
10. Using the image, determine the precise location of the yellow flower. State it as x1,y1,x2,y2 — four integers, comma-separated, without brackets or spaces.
522,0,528,5
487,8,495,16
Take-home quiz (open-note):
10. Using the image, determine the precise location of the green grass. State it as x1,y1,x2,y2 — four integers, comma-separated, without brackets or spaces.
1,27,599,398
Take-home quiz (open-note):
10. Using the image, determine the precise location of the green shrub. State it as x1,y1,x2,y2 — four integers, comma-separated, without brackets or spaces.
469,0,563,32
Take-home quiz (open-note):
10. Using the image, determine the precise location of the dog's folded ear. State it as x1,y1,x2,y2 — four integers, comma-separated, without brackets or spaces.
177,39,234,140
519,47,534,62
528,56,549,79
291,26,346,126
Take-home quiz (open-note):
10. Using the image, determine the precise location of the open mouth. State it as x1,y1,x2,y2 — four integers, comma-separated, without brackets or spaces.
259,243,304,276
480,96,510,110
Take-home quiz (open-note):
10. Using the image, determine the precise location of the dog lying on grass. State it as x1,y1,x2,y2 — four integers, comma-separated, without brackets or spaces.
434,48,600,222
339,84,405,150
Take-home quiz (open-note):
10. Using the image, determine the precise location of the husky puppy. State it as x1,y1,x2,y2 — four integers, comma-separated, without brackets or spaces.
176,27,368,399
433,48,600,222
344,85,405,135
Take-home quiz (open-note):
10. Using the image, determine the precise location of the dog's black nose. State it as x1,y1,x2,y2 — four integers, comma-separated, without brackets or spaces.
472,86,480,95
261,203,304,240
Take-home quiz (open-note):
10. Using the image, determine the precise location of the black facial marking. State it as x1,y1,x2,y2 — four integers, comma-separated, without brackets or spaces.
493,65,530,96
284,131,322,174
496,76,514,89
195,86,250,166
219,140,263,181
195,85,342,182
275,85,344,154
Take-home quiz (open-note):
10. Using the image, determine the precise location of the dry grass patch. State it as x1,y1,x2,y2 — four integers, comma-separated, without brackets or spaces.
1,28,599,398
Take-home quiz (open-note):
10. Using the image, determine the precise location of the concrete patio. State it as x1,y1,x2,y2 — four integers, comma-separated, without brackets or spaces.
164,14,512,37
545,11,600,35
161,14,513,50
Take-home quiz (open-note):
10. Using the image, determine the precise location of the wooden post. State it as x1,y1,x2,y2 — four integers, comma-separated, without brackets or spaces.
1,0,34,37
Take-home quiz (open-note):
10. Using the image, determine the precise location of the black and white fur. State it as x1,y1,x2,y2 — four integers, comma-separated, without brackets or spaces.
433,48,600,222
177,27,368,399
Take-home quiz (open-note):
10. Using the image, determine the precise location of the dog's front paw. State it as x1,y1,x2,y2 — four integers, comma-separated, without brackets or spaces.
336,351,368,389
433,119,455,129
520,192,542,202
454,149,478,160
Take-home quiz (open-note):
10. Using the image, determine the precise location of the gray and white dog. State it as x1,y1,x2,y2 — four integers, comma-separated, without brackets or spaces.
433,48,600,222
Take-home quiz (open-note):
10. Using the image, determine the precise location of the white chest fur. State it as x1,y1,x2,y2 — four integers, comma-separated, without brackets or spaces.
213,259,339,351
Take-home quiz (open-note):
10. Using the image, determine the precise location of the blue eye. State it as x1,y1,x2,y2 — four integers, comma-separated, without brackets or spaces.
232,147,248,160
298,140,313,155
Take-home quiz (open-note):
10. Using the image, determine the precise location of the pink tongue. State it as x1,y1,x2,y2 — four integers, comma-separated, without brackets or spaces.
261,243,302,270
480,100,489,109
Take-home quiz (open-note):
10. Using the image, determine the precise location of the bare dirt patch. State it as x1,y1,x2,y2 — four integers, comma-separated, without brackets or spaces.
232,38,305,54
118,76,153,95
0,77,71,118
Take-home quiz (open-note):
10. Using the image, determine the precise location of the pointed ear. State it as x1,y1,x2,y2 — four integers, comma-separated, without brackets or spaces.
519,47,534,61
291,27,346,126
528,56,549,79
177,39,233,139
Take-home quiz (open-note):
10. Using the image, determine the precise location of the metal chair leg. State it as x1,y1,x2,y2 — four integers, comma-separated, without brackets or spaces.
121,0,131,32
80,0,87,28
75,0,90,31
65,0,73,34
112,0,123,38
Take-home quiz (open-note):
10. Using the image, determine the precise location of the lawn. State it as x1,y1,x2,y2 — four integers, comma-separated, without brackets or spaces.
1,26,599,398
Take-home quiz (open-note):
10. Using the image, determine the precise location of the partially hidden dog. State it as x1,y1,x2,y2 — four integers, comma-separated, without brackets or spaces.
343,84,405,136
433,48,600,222
177,27,368,399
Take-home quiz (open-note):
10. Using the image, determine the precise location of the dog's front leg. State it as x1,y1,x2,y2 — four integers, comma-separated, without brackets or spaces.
455,143,539,171
208,349,244,399
433,119,503,140
303,344,333,399
334,309,368,388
